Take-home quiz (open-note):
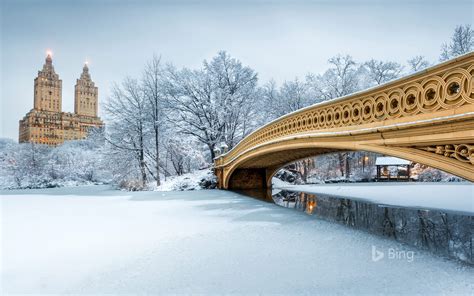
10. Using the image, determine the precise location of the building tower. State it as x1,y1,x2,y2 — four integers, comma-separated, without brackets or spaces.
19,53,103,146
74,62,98,117
33,53,62,112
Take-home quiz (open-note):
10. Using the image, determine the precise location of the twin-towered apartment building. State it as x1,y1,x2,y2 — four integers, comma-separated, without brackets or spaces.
18,53,103,146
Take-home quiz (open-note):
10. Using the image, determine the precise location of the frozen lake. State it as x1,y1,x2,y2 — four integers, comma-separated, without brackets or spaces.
1,186,473,294
273,180,474,214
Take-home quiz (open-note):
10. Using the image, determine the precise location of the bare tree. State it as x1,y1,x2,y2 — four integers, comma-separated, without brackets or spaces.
104,79,149,187
440,24,474,61
407,56,430,72
364,59,403,85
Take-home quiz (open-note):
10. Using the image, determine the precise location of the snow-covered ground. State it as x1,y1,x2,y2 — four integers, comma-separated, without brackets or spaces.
1,186,472,294
273,180,474,215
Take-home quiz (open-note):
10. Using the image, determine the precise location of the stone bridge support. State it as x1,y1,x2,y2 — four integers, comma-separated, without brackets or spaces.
215,167,277,190
227,168,276,190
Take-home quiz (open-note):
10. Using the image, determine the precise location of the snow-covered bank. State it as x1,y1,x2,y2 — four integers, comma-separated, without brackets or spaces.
274,181,474,214
151,169,216,191
1,186,472,294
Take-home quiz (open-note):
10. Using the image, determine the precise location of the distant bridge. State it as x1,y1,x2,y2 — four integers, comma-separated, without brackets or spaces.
214,53,474,189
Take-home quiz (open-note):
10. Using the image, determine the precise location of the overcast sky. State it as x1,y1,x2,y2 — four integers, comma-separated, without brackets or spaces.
1,0,473,140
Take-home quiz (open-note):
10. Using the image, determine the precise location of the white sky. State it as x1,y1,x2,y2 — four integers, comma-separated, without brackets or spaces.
1,0,473,140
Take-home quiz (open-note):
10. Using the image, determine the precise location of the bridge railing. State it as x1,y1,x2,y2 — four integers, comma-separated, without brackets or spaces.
215,52,474,167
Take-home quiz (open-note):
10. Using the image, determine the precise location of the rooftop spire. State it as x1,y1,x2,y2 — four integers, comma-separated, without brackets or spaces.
45,50,52,65
80,60,91,81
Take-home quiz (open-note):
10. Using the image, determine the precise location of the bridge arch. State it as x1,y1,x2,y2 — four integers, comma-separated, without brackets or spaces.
215,53,474,189
223,139,472,189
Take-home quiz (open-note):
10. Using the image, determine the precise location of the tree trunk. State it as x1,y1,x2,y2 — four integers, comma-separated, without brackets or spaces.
345,154,350,178
139,132,147,187
154,124,161,186
209,143,216,161
338,153,345,177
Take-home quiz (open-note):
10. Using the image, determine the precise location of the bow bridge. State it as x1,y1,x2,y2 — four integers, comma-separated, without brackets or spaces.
214,53,474,189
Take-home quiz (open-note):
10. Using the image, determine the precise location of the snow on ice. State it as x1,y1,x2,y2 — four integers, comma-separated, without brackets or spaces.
1,186,472,294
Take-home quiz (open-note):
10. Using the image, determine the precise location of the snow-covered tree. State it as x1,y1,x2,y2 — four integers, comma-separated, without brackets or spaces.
163,51,259,160
279,78,311,113
407,56,431,72
8,143,51,188
261,80,281,120
104,78,150,187
364,59,403,85
440,24,474,61
0,133,110,189
50,131,108,183
164,136,207,176
309,55,361,100
262,78,315,120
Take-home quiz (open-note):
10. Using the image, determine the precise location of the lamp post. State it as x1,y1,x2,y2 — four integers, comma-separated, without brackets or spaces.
363,155,369,172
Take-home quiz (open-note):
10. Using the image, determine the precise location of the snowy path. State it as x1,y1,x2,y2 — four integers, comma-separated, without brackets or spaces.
1,186,472,294
274,181,474,214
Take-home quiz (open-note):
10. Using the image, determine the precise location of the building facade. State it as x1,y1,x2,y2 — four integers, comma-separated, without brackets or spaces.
19,54,103,146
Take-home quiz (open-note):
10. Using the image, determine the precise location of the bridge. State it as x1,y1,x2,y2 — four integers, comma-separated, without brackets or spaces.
214,52,474,189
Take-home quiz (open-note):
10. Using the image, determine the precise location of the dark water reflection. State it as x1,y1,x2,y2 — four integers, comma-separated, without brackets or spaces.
235,188,473,265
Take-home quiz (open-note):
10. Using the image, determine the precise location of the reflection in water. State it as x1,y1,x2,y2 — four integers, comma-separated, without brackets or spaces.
272,191,317,215
235,188,473,265
233,189,317,215
233,189,274,203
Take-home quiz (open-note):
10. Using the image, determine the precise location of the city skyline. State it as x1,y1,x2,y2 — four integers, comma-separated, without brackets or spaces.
1,0,473,140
